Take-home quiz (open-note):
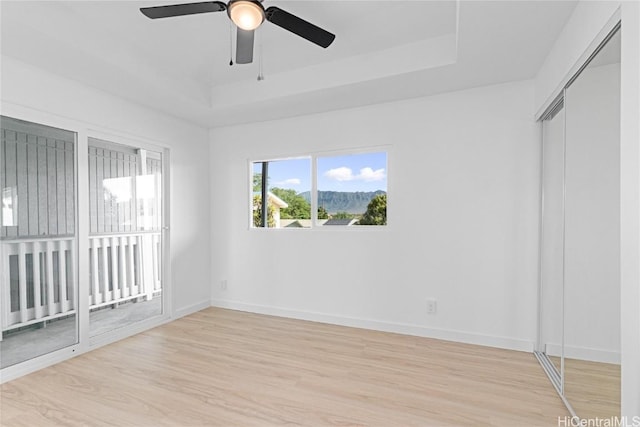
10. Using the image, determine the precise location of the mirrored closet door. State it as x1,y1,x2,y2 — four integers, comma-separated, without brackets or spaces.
563,27,621,419
537,26,621,419
538,100,565,384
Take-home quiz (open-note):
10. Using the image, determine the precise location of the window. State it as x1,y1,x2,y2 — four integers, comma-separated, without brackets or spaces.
250,151,387,229
317,152,387,226
252,158,312,228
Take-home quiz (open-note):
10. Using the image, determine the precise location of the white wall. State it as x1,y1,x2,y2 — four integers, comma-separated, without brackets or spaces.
210,80,541,351
0,56,212,317
620,1,640,419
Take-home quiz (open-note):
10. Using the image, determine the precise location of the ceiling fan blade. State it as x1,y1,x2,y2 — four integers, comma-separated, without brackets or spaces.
140,1,226,19
236,28,255,64
265,6,335,48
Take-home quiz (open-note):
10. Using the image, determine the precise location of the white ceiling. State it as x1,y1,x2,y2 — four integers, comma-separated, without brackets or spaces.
1,0,578,128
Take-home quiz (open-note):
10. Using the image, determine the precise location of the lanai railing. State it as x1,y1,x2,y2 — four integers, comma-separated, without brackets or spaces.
88,232,161,309
1,124,162,337
1,237,76,330
1,232,161,334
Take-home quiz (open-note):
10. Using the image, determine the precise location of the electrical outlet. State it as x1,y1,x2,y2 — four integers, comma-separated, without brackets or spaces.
220,279,228,290
427,299,437,314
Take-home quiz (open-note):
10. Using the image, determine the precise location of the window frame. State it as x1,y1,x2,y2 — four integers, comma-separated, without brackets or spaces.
248,155,313,230
248,146,390,231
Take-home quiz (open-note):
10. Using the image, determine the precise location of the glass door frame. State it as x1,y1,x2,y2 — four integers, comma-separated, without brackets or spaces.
0,114,80,369
82,129,171,348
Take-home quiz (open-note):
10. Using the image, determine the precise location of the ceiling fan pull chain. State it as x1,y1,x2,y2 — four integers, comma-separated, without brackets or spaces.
229,20,234,66
257,30,265,81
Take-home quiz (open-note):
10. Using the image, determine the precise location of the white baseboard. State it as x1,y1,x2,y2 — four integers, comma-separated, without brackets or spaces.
210,299,534,353
545,343,620,364
173,300,211,320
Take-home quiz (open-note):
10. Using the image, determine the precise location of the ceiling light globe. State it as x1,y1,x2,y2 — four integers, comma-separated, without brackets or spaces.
229,0,265,31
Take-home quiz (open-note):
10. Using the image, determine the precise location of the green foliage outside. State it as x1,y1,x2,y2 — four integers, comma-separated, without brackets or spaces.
333,211,356,220
271,188,311,219
252,195,275,228
268,188,331,221
317,206,329,219
253,173,264,192
358,194,387,225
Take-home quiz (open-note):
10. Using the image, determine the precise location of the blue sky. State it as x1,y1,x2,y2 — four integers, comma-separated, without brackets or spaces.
254,152,387,193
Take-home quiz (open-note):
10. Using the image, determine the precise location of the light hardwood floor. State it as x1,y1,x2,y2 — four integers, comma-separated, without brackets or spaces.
547,355,620,419
1,308,568,426
564,358,621,420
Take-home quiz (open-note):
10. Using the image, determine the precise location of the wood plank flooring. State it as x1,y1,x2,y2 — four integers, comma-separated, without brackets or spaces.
564,358,621,420
547,355,620,419
1,308,568,426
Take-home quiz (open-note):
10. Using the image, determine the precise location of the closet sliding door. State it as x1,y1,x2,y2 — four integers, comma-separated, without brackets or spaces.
537,26,621,419
563,28,621,419
538,102,565,384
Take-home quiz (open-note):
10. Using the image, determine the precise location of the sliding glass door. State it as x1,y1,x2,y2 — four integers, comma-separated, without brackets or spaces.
0,116,78,368
0,116,168,371
87,138,164,337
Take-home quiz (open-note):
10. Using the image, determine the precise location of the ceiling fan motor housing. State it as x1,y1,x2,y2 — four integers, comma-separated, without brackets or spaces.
227,0,265,31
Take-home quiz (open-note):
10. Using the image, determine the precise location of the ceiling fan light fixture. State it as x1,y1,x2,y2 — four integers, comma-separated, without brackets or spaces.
228,0,265,31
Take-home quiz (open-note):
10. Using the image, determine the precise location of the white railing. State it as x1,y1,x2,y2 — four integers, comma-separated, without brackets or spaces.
1,237,76,332
88,232,161,309
1,231,161,334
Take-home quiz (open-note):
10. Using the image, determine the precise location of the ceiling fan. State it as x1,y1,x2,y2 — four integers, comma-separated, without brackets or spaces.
140,1,336,65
